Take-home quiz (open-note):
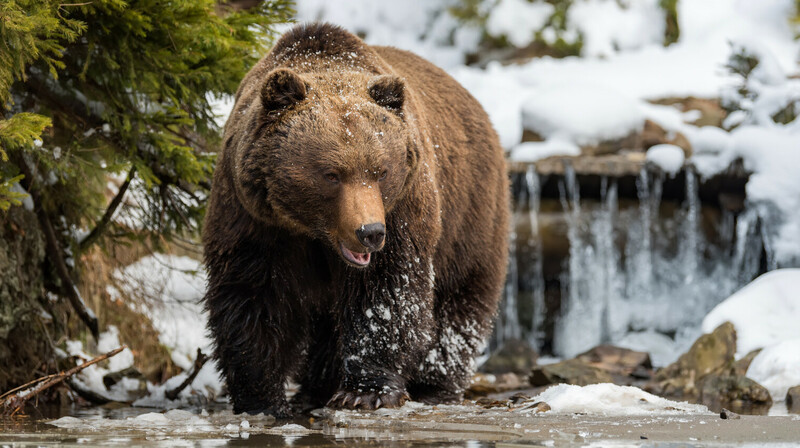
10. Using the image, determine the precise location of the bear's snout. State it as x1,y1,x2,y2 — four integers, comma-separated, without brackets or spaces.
356,223,385,251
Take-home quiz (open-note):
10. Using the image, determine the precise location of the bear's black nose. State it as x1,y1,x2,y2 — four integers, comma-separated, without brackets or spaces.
356,223,386,250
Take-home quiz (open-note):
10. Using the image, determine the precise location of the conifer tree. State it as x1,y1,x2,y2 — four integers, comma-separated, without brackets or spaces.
1,0,292,388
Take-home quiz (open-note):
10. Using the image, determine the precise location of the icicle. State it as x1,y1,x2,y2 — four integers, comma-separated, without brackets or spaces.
627,167,653,300
525,166,546,349
681,169,700,284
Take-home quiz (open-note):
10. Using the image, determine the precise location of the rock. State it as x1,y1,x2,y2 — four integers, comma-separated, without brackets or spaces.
787,386,800,413
654,322,737,397
480,338,538,375
637,120,692,156
475,397,508,408
530,359,613,387
467,372,525,397
720,408,741,419
581,131,640,157
516,400,550,413
733,349,762,376
532,153,645,177
576,345,653,382
651,97,727,128
698,372,772,408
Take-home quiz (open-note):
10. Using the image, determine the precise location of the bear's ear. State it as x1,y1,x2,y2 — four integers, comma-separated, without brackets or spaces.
261,68,307,113
368,75,405,112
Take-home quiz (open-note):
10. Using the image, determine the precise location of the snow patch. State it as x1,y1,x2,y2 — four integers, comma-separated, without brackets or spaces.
510,138,581,162
533,384,711,416
702,269,800,358
646,144,685,176
486,0,553,48
521,84,644,146
746,339,800,401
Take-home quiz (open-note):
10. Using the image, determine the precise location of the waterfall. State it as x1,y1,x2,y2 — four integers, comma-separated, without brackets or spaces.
492,163,773,363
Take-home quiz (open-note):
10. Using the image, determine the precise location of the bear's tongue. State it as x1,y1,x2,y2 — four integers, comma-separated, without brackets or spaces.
341,244,370,266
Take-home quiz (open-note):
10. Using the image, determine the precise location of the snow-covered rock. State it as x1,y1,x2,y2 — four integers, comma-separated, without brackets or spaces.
746,339,800,401
702,269,800,358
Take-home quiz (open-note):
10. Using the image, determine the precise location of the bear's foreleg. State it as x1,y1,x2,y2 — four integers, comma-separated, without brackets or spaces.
206,283,304,417
329,253,436,410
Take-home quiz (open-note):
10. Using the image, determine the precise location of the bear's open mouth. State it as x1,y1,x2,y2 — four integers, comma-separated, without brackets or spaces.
340,243,371,267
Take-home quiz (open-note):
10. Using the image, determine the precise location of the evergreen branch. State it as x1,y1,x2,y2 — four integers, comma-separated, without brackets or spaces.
78,166,136,253
17,159,99,340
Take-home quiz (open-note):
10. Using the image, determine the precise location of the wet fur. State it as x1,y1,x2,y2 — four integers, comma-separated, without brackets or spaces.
203,23,509,416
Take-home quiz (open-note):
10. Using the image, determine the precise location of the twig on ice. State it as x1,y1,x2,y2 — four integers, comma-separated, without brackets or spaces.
1,346,126,416
165,348,209,401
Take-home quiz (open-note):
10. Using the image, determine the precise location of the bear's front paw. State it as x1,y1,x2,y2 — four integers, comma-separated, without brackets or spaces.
327,388,410,410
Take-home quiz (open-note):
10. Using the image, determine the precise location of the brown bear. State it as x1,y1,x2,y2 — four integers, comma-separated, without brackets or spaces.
203,22,509,417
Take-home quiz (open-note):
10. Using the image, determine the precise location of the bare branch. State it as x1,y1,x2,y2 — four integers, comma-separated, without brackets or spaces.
2,346,125,416
165,348,209,401
78,166,137,253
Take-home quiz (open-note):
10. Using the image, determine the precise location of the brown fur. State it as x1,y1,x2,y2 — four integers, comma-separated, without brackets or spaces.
203,23,509,416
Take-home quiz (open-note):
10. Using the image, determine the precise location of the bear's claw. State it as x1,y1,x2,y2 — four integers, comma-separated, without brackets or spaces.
327,389,409,410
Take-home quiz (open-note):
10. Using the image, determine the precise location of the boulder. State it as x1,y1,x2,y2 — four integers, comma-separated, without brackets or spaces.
480,338,539,375
654,322,737,397
530,359,613,387
698,372,772,412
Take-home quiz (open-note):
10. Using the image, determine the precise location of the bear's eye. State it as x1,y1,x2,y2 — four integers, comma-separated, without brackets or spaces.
325,172,340,184
379,170,388,181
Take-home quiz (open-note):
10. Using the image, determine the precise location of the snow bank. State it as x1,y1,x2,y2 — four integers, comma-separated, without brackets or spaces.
521,84,644,146
532,384,711,416
107,254,224,407
110,254,211,370
746,339,800,400
702,269,800,357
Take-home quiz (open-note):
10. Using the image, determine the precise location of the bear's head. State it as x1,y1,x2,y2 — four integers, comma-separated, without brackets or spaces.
233,68,418,268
